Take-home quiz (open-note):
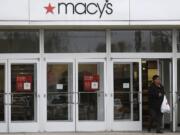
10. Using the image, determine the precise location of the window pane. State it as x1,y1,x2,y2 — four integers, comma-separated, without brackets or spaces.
44,31,106,53
113,64,131,120
178,59,180,127
0,65,5,121
113,63,139,121
0,30,39,53
177,31,180,52
11,64,37,121
47,63,73,121
78,63,104,121
111,30,172,52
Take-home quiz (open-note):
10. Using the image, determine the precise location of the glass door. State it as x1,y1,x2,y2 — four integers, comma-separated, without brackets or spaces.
110,59,142,131
177,59,180,131
159,59,173,131
0,60,8,132
8,60,40,132
141,59,173,131
75,59,107,131
43,59,75,132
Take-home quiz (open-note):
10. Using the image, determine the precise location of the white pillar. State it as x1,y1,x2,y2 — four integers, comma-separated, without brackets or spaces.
172,29,177,132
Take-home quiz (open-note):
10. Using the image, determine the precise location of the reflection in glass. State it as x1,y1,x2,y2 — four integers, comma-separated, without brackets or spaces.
177,32,180,52
142,60,158,128
142,59,172,129
78,63,104,121
47,64,73,121
113,63,139,121
11,64,36,121
114,64,131,120
44,31,106,53
0,30,39,53
159,60,172,129
111,30,172,52
177,59,180,127
133,63,139,121
0,65,5,121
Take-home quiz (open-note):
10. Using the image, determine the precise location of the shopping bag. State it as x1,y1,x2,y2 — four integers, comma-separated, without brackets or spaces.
161,95,171,113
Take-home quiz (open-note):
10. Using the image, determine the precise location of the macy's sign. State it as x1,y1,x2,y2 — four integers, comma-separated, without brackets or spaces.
44,0,113,19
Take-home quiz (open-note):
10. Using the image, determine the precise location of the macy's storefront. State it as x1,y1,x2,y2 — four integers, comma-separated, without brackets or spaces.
0,0,180,133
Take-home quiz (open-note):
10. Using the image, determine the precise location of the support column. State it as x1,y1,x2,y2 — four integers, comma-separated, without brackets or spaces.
172,29,177,132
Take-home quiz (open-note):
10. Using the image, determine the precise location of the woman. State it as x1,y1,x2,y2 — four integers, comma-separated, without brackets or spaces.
148,75,165,133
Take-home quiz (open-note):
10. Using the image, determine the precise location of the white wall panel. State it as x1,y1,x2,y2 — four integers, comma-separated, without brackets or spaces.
0,0,29,21
130,0,180,21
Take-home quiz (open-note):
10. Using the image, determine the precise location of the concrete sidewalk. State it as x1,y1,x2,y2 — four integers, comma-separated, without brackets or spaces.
0,132,179,135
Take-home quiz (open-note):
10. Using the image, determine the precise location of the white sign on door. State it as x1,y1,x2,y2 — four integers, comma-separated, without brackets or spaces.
91,82,99,89
24,82,31,90
56,84,63,90
123,83,129,89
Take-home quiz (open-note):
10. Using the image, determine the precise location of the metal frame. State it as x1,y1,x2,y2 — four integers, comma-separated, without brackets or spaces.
0,29,179,132
0,59,41,133
172,30,178,132
176,58,180,131
0,60,8,132
42,58,76,132
75,58,107,132
175,29,180,131
110,58,142,131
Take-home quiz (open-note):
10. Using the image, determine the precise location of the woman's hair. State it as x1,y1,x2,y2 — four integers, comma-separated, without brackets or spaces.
152,75,159,81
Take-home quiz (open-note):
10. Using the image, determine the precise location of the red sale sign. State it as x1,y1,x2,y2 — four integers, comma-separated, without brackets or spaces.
83,74,99,92
16,75,32,92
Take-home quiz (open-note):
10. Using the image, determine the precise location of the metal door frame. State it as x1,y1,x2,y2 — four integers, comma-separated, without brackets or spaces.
42,58,76,132
8,59,40,132
0,60,8,132
110,58,142,131
75,58,107,132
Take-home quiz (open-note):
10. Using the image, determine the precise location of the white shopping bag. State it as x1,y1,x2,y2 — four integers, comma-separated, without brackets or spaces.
161,95,171,113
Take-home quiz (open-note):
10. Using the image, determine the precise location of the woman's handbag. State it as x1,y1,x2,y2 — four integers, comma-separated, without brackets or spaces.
161,95,171,113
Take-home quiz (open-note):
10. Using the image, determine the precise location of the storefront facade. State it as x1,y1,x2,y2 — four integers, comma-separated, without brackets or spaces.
0,0,180,133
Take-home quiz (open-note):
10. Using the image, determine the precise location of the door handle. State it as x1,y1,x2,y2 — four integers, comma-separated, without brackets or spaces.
76,98,80,104
68,102,75,104
177,94,180,103
11,93,13,105
35,92,40,98
76,102,80,104
178,95,180,101
4,93,10,106
138,93,141,104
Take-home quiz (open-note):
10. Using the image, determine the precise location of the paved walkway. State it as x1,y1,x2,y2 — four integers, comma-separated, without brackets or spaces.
0,132,179,135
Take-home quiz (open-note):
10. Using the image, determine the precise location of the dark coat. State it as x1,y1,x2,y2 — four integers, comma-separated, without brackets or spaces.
148,83,165,113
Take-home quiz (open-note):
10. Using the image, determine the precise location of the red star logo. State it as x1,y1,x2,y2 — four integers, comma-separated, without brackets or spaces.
44,3,55,14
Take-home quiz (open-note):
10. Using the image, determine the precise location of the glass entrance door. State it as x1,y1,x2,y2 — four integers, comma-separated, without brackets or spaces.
0,60,8,132
110,59,142,131
177,59,180,131
8,60,40,132
44,59,106,132
141,59,173,131
159,59,173,131
44,59,75,132
76,59,106,131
